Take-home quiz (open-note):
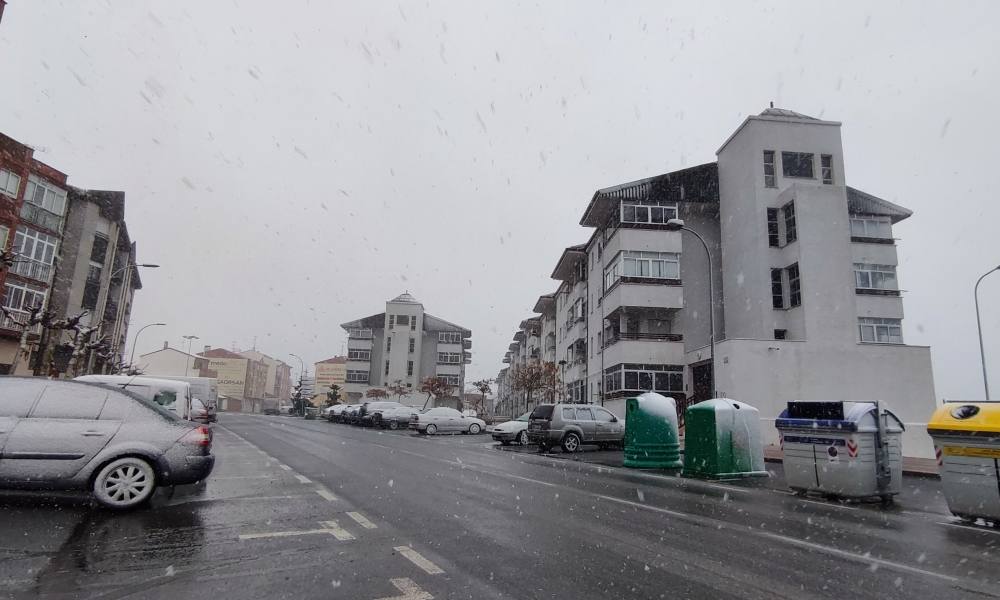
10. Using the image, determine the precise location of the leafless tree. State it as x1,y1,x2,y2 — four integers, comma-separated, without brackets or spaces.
419,376,454,410
510,361,559,415
365,388,388,399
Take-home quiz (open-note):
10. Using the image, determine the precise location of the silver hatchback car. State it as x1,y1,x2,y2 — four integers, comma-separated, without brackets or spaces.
0,377,215,509
526,403,625,452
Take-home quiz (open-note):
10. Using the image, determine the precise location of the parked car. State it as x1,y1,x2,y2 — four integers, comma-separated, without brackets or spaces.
278,405,295,415
304,407,319,420
358,401,408,427
74,375,193,421
409,407,486,435
526,403,624,452
341,404,363,424
491,411,532,446
324,404,346,421
0,377,215,509
376,405,420,430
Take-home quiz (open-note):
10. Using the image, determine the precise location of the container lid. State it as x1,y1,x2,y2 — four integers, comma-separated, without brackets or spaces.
688,397,759,414
927,402,1000,435
776,401,903,432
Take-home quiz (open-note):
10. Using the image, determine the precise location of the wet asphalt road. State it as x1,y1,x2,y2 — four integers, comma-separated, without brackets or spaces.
2,413,999,600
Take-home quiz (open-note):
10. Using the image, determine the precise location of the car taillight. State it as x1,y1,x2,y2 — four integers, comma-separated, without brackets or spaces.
182,425,212,447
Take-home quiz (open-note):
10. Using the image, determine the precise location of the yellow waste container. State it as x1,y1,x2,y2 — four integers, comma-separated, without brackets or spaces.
927,403,1000,525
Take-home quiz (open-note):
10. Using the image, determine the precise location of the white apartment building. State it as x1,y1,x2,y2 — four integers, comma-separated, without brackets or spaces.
497,108,937,456
340,292,471,403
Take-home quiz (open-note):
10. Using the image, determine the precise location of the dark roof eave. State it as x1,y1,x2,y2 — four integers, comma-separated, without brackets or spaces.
550,245,587,281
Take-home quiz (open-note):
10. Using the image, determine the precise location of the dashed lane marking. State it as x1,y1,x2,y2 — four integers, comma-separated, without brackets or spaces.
315,487,337,501
294,474,312,484
393,546,444,575
937,521,1000,536
347,511,378,529
278,463,292,471
374,577,433,600
319,520,356,541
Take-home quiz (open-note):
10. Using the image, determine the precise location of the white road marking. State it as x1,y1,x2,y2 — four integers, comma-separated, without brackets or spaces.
347,511,377,529
315,487,337,501
295,474,312,484
394,546,444,575
212,475,276,480
319,520,356,541
374,577,433,600
794,497,858,511
756,532,957,582
240,521,354,541
278,463,292,471
937,521,1000,536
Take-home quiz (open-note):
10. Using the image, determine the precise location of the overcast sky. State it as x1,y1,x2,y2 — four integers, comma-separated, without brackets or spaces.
1,1,997,400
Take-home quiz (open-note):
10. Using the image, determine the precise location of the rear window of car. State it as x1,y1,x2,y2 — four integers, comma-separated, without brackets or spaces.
530,405,554,420
562,407,575,420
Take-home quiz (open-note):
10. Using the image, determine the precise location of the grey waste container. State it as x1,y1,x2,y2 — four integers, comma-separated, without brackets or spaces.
927,402,1000,525
775,401,903,502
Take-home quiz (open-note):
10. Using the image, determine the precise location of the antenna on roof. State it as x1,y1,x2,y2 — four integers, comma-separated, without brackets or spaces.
770,101,774,108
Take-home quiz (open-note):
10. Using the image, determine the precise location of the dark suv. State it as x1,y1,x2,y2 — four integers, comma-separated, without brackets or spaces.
526,403,625,452
356,401,407,427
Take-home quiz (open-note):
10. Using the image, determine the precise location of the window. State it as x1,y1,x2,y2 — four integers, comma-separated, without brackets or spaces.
850,216,892,239
81,278,101,310
388,314,395,329
858,318,903,344
386,338,392,352
385,360,390,376
854,263,898,290
593,408,616,422
410,318,416,331
347,328,373,339
407,360,414,376
575,407,593,420
774,329,787,340
771,268,784,309
787,263,801,307
2,281,46,312
766,208,779,247
0,225,8,249
604,251,679,289
408,337,415,352
24,176,67,215
619,201,678,225
782,202,797,243
561,407,575,420
437,352,461,364
13,228,58,265
763,150,776,188
346,370,368,383
603,364,683,394
438,374,460,386
821,154,833,184
439,331,462,343
90,234,109,265
396,315,409,326
347,349,371,361
781,152,814,178
0,168,21,198
31,386,107,419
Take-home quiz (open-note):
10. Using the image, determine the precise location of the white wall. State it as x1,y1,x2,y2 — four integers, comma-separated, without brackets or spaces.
138,348,200,377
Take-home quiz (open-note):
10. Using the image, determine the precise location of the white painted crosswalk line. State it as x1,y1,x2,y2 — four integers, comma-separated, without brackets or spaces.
319,520,356,541
374,578,433,600
278,463,292,471
315,487,337,501
294,474,312,484
393,546,444,575
347,511,377,529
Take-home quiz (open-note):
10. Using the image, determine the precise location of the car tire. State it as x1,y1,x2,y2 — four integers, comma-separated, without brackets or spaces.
517,431,529,446
469,423,481,434
92,457,157,510
425,424,438,435
388,420,399,430
561,432,581,453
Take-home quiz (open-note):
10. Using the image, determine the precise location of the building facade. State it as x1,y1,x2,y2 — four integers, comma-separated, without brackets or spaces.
240,349,292,406
340,292,471,403
497,108,937,456
314,356,347,402
137,342,202,377
195,347,268,413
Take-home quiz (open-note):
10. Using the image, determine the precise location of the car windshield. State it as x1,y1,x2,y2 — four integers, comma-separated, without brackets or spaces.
1,4,994,598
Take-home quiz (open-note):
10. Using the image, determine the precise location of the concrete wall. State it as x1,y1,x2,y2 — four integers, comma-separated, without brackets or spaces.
138,348,201,377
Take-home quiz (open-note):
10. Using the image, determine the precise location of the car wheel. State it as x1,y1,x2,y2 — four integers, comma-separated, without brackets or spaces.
425,423,438,435
388,420,399,430
517,431,529,446
469,423,481,434
561,432,581,453
92,457,156,510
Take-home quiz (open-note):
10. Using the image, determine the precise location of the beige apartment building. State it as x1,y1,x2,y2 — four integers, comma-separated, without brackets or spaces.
314,356,346,402
195,347,268,413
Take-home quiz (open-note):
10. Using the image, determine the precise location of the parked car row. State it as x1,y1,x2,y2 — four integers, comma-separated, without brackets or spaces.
322,401,486,435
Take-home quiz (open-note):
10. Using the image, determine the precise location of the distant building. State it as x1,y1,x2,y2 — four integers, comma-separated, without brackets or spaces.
239,349,292,405
314,356,346,401
195,347,268,413
138,342,202,377
340,292,471,403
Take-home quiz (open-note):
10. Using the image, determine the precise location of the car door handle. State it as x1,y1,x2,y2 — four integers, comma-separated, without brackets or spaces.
81,431,107,437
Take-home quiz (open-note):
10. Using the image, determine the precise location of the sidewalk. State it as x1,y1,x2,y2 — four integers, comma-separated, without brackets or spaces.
762,445,940,477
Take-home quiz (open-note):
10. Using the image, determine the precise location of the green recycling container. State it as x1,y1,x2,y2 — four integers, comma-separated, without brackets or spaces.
623,392,683,469
682,398,768,479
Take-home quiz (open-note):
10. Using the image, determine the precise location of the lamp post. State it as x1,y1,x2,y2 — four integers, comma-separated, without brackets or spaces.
128,322,166,366
182,335,200,376
975,265,999,401
665,218,717,399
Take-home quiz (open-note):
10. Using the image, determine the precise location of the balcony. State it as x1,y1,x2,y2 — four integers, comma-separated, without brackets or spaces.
602,335,685,368
463,339,472,349
9,258,53,283
603,278,683,313
0,310,42,335
347,328,373,339
604,331,683,347
19,202,63,232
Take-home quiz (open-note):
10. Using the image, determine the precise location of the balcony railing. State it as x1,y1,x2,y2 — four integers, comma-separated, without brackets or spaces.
347,328,373,339
19,202,63,232
0,310,42,335
603,332,683,348
9,258,53,283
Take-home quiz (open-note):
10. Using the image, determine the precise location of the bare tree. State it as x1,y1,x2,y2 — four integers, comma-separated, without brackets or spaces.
510,361,558,415
365,388,388,399
471,378,493,417
386,379,408,402
419,376,454,410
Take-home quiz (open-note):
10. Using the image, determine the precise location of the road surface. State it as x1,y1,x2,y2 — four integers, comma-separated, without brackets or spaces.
2,412,998,599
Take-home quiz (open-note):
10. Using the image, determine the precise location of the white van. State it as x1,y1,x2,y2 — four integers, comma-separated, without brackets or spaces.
154,376,218,409
74,375,193,420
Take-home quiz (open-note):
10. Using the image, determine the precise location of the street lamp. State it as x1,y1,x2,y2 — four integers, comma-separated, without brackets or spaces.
975,265,999,400
128,322,166,366
182,335,200,376
664,218,717,399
